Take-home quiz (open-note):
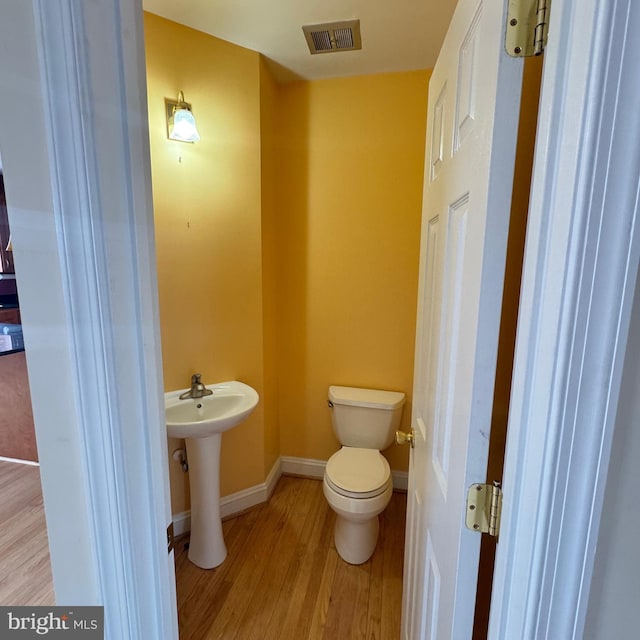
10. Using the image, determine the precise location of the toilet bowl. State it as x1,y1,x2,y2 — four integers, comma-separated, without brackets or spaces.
324,386,405,565
323,446,394,564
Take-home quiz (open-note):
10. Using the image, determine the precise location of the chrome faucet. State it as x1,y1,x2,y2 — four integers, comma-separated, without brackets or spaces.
179,373,213,400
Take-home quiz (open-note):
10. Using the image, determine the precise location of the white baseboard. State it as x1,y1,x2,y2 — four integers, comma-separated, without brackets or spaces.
219,456,282,519
172,455,407,534
172,457,283,535
392,470,408,492
281,455,408,491
172,510,191,537
264,455,282,499
0,456,39,466
280,455,326,479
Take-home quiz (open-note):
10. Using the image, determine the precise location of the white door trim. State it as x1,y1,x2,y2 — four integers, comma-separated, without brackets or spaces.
490,0,640,637
6,1,178,637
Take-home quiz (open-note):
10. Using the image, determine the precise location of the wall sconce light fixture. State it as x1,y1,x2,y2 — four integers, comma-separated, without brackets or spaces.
166,91,201,143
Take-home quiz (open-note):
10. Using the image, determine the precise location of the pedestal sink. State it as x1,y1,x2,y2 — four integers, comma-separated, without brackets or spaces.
165,380,259,569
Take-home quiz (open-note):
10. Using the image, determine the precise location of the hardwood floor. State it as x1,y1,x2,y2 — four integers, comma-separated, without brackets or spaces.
0,460,54,605
0,464,406,638
175,476,406,640
0,353,39,462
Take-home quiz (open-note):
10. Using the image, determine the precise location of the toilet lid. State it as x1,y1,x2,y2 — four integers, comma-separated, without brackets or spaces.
325,447,391,499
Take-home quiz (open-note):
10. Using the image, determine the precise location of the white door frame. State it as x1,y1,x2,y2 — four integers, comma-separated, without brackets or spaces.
0,1,178,637
490,0,640,637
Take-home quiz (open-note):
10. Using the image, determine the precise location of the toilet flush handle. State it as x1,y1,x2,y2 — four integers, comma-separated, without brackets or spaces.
396,429,415,448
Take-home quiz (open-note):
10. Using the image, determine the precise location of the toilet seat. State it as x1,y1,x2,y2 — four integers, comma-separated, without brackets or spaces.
325,447,391,499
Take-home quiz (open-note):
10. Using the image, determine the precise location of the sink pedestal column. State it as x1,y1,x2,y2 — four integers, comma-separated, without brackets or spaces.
184,433,227,569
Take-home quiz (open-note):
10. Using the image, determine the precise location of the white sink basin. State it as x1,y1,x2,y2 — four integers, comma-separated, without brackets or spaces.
164,379,259,569
165,380,259,439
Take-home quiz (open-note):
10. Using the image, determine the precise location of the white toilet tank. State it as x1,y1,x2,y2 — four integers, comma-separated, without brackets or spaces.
328,385,405,450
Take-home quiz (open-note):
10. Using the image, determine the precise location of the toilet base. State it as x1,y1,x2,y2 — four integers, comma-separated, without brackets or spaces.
334,514,380,565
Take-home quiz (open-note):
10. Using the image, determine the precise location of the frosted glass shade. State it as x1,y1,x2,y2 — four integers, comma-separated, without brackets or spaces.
169,108,200,142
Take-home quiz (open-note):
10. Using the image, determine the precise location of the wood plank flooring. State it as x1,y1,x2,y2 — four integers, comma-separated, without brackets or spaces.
0,352,39,462
0,464,406,639
0,460,54,605
175,476,406,640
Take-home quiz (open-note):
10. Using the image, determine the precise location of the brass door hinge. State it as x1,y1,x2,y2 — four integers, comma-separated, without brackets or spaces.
506,0,551,57
167,522,175,554
466,482,503,538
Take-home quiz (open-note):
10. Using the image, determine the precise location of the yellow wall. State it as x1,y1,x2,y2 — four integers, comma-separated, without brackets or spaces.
259,58,281,475
145,13,430,516
144,14,266,507
276,72,430,471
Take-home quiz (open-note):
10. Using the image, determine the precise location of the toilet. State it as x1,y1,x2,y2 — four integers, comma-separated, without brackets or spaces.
323,385,405,564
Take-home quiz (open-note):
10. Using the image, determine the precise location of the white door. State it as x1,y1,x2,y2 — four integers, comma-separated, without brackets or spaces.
401,0,524,637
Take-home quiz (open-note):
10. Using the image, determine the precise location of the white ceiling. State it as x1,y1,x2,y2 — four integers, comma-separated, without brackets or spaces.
142,0,457,82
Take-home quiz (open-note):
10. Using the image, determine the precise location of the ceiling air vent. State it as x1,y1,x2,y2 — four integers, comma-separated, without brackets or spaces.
302,20,362,55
